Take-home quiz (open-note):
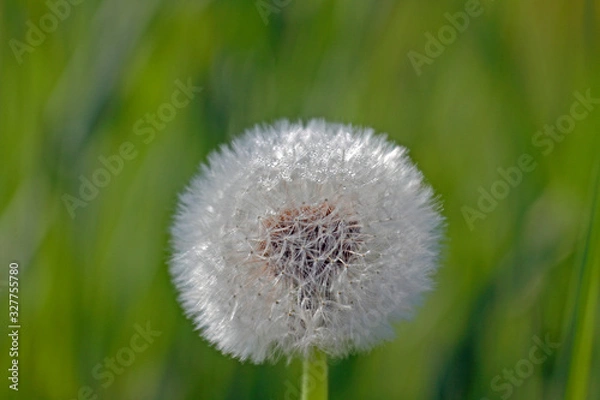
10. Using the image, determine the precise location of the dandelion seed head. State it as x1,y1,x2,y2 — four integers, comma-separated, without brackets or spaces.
170,119,444,363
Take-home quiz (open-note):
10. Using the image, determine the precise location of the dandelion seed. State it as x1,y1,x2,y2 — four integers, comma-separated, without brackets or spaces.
170,119,444,364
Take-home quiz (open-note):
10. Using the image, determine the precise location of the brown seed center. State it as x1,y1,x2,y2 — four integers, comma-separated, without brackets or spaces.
256,201,362,309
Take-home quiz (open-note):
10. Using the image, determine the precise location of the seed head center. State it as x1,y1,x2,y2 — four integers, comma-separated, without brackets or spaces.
257,202,362,305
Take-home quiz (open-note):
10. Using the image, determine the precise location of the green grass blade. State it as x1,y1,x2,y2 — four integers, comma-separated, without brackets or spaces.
565,159,600,400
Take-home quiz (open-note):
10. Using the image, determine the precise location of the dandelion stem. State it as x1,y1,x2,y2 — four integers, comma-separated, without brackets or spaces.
301,350,328,400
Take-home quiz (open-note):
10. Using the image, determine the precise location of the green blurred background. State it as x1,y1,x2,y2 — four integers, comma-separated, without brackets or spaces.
1,0,599,399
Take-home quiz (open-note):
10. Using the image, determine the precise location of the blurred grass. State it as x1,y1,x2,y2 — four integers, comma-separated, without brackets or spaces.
1,0,599,399
566,160,600,400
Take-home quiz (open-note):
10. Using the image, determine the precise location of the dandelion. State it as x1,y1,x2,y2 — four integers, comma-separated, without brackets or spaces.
170,119,444,399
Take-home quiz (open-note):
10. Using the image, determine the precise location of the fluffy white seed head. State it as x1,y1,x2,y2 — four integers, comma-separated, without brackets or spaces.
170,119,444,363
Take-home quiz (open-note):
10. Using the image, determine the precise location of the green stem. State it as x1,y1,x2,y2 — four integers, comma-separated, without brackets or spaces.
301,350,328,400
565,160,600,400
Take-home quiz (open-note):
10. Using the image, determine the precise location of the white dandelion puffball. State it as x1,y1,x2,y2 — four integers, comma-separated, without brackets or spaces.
170,119,444,363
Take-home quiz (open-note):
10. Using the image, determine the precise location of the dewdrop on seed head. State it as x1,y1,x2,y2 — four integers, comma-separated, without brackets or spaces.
170,119,444,363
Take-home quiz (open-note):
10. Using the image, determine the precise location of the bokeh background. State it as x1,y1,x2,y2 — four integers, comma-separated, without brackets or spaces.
1,0,599,399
